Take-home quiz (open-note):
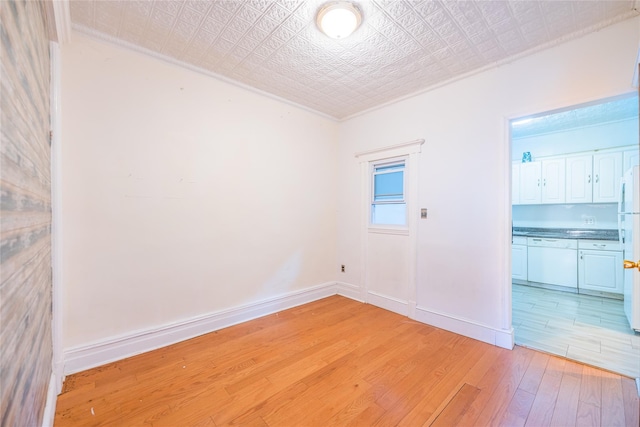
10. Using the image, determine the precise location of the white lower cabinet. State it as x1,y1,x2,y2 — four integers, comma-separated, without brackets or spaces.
512,236,527,281
578,240,623,295
513,236,623,296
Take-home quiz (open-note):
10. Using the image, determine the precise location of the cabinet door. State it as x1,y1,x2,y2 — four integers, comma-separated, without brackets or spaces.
541,159,565,204
512,163,520,205
593,152,622,203
512,244,527,281
520,161,541,204
528,246,578,288
623,149,639,172
578,250,623,294
566,155,593,203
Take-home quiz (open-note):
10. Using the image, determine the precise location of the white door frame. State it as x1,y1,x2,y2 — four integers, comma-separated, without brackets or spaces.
355,139,424,317
50,40,64,393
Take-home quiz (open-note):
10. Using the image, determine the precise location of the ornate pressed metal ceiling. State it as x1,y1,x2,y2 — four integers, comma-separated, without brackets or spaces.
512,95,639,139
70,1,638,119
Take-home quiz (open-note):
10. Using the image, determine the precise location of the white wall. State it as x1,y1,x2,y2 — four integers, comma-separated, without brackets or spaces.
512,118,638,161
61,34,338,349
336,18,640,341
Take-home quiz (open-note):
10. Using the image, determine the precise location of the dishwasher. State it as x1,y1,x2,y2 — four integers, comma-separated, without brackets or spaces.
527,237,578,288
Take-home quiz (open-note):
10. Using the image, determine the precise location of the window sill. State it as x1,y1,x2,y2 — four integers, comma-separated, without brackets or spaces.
367,226,409,236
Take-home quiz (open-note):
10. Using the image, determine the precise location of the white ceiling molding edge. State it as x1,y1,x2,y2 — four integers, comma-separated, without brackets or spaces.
45,0,71,43
70,23,339,123
52,0,71,44
633,47,640,87
342,10,640,122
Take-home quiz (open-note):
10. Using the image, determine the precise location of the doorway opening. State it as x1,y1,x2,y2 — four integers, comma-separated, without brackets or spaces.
510,93,640,378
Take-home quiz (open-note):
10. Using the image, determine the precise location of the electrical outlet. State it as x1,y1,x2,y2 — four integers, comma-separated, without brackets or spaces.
583,216,595,225
341,265,345,273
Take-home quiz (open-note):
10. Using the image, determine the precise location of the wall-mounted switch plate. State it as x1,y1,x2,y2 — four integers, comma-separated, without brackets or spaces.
421,208,428,219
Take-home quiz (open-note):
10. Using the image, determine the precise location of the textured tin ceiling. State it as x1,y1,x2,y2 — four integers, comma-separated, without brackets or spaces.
70,0,638,119
511,95,639,139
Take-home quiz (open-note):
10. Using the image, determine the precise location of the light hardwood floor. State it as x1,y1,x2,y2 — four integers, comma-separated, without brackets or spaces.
55,296,639,426
513,283,640,379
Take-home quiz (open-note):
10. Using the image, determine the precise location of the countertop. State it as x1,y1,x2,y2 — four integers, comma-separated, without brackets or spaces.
512,227,619,241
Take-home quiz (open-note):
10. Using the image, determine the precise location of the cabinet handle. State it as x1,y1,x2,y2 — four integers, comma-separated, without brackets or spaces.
543,179,546,186
537,179,540,187
595,174,599,183
587,174,591,184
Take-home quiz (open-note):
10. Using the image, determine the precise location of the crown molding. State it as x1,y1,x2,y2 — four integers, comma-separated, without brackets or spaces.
343,10,640,122
53,0,72,43
44,1,71,43
633,46,640,88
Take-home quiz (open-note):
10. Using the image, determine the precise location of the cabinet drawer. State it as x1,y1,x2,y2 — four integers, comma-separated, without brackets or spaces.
577,240,621,251
527,237,578,249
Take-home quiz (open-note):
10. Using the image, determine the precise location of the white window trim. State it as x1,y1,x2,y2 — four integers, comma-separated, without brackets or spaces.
356,139,424,232
367,226,410,236
355,139,424,162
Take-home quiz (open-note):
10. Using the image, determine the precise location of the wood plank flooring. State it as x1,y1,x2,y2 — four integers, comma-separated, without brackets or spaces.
513,283,640,378
55,296,639,426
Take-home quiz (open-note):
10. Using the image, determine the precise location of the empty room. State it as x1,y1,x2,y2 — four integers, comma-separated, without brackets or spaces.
1,1,640,426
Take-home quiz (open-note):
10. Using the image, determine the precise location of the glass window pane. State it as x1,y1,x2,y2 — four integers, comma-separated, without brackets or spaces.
374,171,403,201
371,204,406,225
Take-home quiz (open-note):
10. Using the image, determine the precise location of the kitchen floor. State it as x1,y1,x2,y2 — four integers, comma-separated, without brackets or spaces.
512,283,640,378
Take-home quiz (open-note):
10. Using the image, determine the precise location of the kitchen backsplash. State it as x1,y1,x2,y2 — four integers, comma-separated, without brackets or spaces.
512,203,618,229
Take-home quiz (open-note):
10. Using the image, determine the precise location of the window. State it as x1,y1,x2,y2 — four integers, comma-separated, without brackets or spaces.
371,160,406,226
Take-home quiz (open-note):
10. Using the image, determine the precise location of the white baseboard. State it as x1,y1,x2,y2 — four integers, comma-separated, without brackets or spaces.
62,281,515,376
53,360,64,394
367,291,409,316
336,281,364,302
64,282,339,375
407,300,416,319
41,373,57,427
363,293,513,350
413,306,514,350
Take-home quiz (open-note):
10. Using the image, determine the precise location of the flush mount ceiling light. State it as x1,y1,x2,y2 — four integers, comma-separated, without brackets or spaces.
316,1,362,39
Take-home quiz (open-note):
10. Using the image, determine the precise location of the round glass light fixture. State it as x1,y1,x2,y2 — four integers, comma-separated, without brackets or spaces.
316,2,362,39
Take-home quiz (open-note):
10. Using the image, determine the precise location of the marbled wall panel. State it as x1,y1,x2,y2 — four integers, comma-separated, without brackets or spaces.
0,1,52,426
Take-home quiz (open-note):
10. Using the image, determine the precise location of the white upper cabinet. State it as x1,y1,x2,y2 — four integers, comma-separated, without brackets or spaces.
623,149,639,172
516,158,566,205
519,161,541,204
592,152,622,203
512,147,632,206
512,163,520,205
541,159,565,204
566,152,622,203
566,155,593,203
